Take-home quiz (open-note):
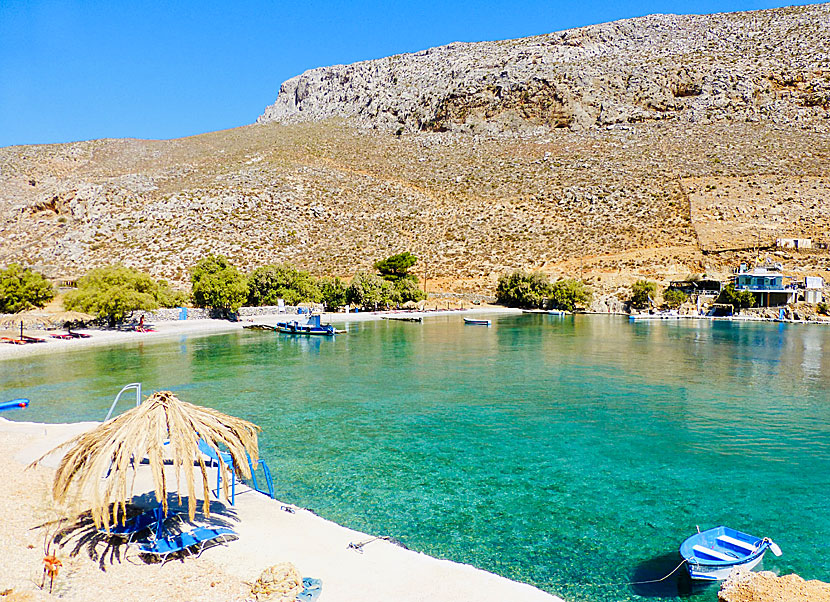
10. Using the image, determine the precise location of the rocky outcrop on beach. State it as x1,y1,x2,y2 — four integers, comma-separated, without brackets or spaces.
258,4,830,134
719,568,830,602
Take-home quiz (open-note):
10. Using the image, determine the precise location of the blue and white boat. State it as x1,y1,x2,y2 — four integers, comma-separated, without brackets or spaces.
463,318,491,326
680,526,781,581
275,314,336,336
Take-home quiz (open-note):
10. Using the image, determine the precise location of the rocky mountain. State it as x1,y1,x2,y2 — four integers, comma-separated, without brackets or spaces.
259,4,830,134
1,4,829,300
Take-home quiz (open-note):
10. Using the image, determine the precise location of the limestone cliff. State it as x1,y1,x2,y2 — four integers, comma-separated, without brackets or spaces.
258,5,830,134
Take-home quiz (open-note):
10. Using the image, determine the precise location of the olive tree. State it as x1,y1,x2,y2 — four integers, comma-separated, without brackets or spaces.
0,264,55,313
64,265,184,326
190,255,248,315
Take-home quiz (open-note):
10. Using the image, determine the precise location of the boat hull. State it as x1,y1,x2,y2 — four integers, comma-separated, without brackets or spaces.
463,318,491,326
680,526,774,581
686,552,764,581
275,325,335,336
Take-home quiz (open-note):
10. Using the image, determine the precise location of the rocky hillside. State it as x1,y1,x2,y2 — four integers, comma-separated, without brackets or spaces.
259,4,830,134
0,5,829,298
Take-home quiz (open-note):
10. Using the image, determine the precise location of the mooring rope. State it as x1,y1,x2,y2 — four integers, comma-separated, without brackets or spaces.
346,537,687,588
552,558,688,588
347,535,409,553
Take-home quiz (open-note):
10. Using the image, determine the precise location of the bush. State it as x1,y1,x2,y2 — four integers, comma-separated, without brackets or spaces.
247,265,320,306
549,279,592,312
190,255,248,314
347,272,397,309
0,264,55,313
318,276,348,310
393,278,426,303
663,288,688,309
631,280,657,309
495,271,551,309
818,302,829,316
716,284,756,313
64,265,180,326
374,252,419,283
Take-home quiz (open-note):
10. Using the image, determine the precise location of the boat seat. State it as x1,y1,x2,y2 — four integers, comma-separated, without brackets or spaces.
692,544,735,562
716,535,757,554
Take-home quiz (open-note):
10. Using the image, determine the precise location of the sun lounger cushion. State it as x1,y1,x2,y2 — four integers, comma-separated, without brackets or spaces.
137,526,237,559
692,544,735,562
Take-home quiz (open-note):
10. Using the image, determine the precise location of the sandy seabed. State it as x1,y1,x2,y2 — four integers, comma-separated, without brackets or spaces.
1,308,562,602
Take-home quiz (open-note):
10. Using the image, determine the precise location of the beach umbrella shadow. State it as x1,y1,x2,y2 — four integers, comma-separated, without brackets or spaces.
47,492,240,570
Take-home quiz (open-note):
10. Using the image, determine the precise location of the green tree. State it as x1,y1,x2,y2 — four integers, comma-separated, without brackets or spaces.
156,280,189,308
393,278,426,303
716,284,756,313
318,276,348,311
631,280,657,309
247,265,320,306
495,271,551,309
663,288,688,309
549,279,592,312
64,265,180,326
0,264,55,313
347,272,397,309
190,255,248,314
374,252,419,283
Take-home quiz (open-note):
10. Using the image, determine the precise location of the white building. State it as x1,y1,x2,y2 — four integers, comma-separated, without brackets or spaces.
805,277,824,304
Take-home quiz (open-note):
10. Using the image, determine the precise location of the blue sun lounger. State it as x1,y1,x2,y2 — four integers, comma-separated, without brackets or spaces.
197,439,275,505
136,526,237,563
103,505,167,543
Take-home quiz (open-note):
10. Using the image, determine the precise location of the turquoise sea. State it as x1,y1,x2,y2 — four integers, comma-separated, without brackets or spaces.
2,314,829,601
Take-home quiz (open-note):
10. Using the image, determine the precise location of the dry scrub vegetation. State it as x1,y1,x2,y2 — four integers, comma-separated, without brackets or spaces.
0,117,828,295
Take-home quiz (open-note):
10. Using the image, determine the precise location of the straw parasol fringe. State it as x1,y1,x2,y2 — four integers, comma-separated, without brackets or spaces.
31,391,261,530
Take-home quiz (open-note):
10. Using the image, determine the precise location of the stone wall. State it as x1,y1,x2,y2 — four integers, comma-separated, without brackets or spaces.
125,305,305,322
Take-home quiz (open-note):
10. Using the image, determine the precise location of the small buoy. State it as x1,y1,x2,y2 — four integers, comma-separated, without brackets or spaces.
770,541,782,557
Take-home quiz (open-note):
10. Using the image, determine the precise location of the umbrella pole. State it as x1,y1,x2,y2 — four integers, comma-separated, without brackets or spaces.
20,321,23,340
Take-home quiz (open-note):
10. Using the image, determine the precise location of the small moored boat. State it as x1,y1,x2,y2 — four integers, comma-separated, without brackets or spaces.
0,398,29,411
680,526,781,581
463,318,491,326
275,315,336,336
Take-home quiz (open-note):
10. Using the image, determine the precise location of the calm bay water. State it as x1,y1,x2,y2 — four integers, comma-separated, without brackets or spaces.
2,314,829,601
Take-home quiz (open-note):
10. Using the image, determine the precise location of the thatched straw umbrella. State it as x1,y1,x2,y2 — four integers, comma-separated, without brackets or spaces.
0,310,52,339
31,391,261,530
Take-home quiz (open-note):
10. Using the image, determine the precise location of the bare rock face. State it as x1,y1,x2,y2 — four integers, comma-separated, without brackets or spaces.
719,568,830,602
257,5,830,134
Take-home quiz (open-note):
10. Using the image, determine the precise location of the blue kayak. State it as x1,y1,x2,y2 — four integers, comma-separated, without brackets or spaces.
0,398,29,411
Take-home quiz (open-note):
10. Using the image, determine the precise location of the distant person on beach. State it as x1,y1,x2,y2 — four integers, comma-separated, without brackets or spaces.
138,315,145,332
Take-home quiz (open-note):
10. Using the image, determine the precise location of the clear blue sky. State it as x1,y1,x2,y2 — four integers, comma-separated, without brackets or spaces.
0,0,817,147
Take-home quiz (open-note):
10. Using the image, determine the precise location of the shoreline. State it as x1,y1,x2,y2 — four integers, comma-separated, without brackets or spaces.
0,416,563,602
5,305,829,363
0,306,520,362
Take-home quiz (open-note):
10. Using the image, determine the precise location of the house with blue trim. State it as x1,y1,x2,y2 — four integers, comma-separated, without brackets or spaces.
732,262,797,307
